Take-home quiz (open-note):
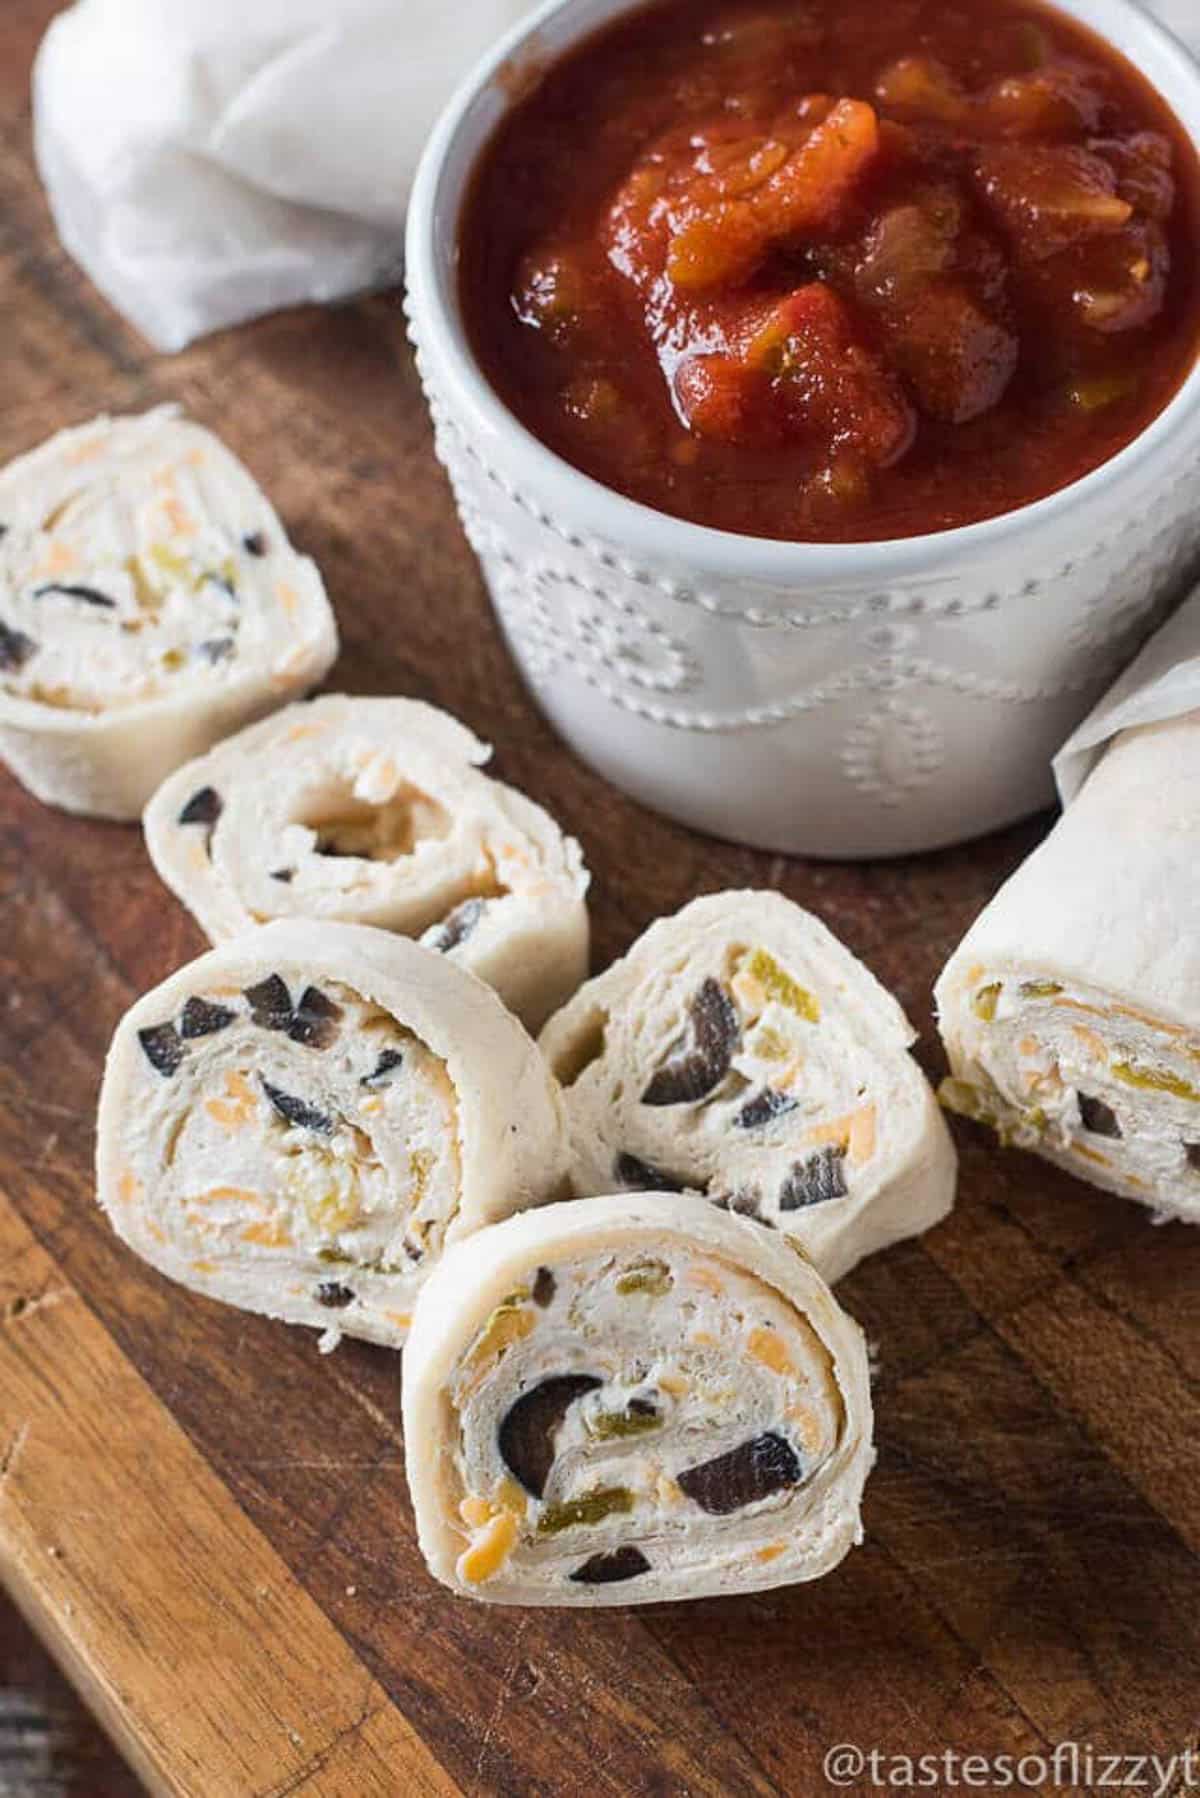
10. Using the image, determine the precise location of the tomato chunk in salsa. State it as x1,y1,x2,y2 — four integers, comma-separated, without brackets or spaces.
460,0,1200,542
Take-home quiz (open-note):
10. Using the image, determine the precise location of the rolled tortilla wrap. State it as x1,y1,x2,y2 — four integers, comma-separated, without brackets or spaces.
96,921,569,1347
403,1192,874,1606
143,693,590,1032
1054,587,1200,805
0,407,338,818
538,891,956,1284
937,712,1200,1220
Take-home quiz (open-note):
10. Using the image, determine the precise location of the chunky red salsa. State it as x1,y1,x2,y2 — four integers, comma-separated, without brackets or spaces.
459,0,1200,542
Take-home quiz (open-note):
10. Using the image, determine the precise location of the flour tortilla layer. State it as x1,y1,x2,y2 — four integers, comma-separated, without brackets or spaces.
96,920,569,1347
0,407,338,818
937,713,1200,1219
403,1192,874,1606
539,891,956,1284
143,693,589,1031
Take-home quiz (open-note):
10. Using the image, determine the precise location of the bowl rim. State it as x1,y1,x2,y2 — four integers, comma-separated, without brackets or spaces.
407,0,1200,584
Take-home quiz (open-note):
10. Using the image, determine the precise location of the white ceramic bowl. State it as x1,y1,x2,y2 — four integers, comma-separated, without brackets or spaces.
406,0,1200,857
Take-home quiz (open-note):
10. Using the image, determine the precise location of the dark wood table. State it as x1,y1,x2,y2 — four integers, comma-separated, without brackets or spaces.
0,1604,142,1796
2,1,1198,1791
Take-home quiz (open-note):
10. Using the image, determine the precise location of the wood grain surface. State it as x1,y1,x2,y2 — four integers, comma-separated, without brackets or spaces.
1,3,1198,1794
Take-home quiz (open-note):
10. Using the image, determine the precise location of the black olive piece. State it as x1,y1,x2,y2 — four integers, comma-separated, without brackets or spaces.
261,1078,335,1134
243,974,293,1031
315,1282,355,1309
427,897,487,954
713,1188,767,1223
137,1022,186,1077
270,868,295,884
1078,1093,1122,1139
676,1432,803,1516
178,786,223,828
569,1546,651,1585
613,1151,690,1193
0,621,36,672
197,636,235,663
288,985,343,1050
532,1266,556,1308
1185,1144,1200,1173
779,1146,848,1211
736,1089,799,1130
641,978,740,1107
180,997,236,1039
32,582,116,609
498,1374,603,1498
243,531,267,557
361,1048,404,1087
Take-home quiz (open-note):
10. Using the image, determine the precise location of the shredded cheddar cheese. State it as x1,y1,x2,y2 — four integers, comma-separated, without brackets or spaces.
117,1169,144,1208
748,1326,794,1377
240,1218,293,1248
457,1510,520,1584
205,1070,257,1130
1071,1142,1112,1168
848,1105,877,1165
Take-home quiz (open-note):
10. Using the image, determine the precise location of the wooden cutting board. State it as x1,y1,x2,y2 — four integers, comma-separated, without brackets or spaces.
2,5,1198,1792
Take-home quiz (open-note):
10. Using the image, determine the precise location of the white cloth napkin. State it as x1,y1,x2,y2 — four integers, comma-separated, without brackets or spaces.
31,0,1199,354
32,0,534,351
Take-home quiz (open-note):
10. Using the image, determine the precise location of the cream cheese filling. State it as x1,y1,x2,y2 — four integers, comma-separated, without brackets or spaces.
447,1244,844,1593
118,976,462,1322
143,696,591,1031
942,970,1200,1201
550,938,893,1224
1,424,298,713
155,708,570,933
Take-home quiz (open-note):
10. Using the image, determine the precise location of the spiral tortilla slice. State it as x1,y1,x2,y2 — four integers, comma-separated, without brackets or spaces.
538,892,956,1284
0,407,338,818
143,693,590,1032
95,921,569,1348
403,1192,873,1605
936,715,1200,1221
